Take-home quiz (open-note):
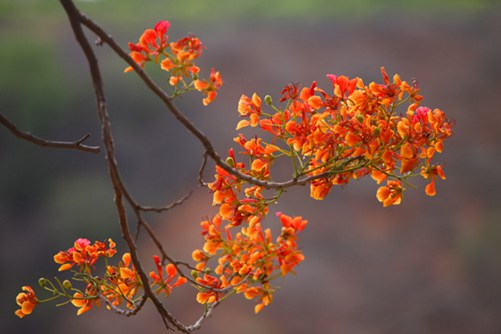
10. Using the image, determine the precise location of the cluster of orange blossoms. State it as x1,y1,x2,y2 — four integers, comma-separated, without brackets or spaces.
188,68,452,312
234,68,452,204
125,20,222,105
192,211,308,313
15,238,187,317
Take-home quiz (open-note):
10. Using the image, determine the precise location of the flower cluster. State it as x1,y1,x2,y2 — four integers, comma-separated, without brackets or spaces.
53,238,116,273
15,238,186,318
124,20,223,105
192,212,308,313
190,67,452,313
235,68,453,204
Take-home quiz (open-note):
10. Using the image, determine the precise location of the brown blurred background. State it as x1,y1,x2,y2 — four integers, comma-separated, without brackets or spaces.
2,0,501,333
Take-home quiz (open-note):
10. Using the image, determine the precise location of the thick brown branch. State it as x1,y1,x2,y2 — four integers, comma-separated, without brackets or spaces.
59,1,189,332
0,113,100,153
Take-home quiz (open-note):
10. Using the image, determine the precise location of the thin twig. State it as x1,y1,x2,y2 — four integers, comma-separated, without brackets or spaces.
0,113,100,153
198,150,209,187
98,293,148,317
186,302,219,332
137,191,193,213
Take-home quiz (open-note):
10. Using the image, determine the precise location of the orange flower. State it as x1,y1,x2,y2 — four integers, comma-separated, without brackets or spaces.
149,256,187,297
399,142,419,174
71,284,100,316
194,68,223,106
376,180,404,207
195,274,225,304
421,164,446,197
326,74,359,99
276,212,308,232
15,286,38,318
237,93,262,127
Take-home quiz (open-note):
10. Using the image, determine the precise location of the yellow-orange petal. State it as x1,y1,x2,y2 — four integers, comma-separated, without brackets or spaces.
251,159,266,172
236,119,250,130
194,79,208,91
376,186,390,203
371,170,387,184
251,93,262,107
192,249,206,262
244,287,259,300
15,309,26,318
308,95,323,109
249,113,260,127
400,143,414,159
425,181,436,196
196,292,211,304
160,58,174,72
219,203,233,219
58,263,72,271
254,303,265,314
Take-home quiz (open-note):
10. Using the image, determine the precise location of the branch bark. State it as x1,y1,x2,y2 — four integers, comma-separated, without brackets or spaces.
59,1,189,332
0,112,100,153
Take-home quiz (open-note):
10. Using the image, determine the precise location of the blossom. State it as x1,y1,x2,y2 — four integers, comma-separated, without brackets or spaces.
53,238,116,273
376,180,404,207
103,252,142,308
149,256,187,297
15,286,38,318
421,164,446,196
71,284,100,316
195,274,225,304
194,68,223,106
124,20,171,72
237,93,263,128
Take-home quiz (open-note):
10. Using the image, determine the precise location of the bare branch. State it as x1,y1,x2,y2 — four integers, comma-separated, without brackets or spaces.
186,302,219,332
136,191,193,213
198,150,209,187
0,113,100,153
98,293,147,317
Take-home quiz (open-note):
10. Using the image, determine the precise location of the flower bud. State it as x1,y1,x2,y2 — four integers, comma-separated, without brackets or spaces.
38,278,47,288
226,157,234,167
63,280,72,290
264,95,273,106
191,270,198,280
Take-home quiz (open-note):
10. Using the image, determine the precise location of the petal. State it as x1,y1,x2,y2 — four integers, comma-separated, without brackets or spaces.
425,181,436,196
236,119,250,130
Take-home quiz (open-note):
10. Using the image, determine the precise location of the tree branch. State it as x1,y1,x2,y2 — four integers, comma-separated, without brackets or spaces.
76,10,353,191
59,1,189,332
0,112,100,153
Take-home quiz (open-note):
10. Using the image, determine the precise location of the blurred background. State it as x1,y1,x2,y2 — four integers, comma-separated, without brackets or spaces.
2,0,501,333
